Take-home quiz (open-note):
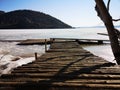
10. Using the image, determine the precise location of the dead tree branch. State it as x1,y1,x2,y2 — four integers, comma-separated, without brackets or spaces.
107,0,111,11
113,19,120,22
107,0,120,22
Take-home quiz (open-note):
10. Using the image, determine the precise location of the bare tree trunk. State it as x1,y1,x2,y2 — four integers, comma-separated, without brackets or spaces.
95,0,120,64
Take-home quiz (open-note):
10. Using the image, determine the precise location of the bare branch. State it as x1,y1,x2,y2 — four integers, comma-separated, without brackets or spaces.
106,0,120,22
113,19,120,22
107,0,111,11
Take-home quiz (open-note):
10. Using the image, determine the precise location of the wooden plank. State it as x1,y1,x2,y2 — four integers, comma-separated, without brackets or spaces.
2,73,120,79
17,39,52,45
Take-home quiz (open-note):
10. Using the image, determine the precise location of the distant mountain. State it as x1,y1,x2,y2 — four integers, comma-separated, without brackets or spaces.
0,10,72,29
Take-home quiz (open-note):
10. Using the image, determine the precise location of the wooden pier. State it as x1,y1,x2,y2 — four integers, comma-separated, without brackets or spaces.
1,39,120,90
17,38,110,45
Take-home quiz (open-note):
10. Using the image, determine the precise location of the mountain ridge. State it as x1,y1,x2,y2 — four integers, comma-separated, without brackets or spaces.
0,10,72,29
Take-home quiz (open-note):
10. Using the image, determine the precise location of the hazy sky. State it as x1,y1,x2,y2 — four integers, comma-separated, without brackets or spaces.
0,0,120,27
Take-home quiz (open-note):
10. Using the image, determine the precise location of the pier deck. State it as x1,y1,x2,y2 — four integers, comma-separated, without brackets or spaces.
0,40,120,90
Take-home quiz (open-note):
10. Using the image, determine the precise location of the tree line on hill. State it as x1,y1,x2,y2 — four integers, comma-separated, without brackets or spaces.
0,10,72,29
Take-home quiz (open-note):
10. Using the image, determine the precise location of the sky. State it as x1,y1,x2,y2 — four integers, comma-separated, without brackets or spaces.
0,0,120,27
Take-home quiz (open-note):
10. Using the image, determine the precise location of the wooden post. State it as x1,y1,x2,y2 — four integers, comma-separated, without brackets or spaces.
45,39,47,52
35,52,37,60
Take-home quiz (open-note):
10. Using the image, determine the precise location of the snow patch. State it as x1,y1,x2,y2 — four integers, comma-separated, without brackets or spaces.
0,54,35,75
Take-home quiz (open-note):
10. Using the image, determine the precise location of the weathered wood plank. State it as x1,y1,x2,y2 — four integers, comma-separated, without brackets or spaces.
17,39,52,45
